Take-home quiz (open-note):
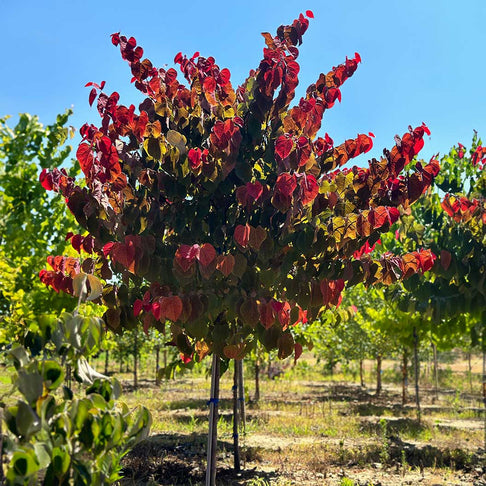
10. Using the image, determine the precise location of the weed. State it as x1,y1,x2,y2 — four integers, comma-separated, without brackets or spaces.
339,477,355,486
379,418,389,464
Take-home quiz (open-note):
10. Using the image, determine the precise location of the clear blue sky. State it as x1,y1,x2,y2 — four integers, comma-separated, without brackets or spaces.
2,0,486,164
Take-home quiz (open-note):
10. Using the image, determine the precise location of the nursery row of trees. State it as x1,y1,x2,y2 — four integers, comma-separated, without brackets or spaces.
1,11,486,485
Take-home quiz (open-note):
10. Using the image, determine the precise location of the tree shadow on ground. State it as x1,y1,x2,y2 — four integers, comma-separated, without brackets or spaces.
119,433,279,485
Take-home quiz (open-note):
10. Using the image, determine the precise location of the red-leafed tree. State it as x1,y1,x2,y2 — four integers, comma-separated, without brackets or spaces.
40,12,438,484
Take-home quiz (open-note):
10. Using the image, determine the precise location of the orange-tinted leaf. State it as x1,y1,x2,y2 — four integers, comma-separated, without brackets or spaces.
400,253,419,280
216,254,235,277
223,343,247,360
76,143,94,175
161,295,183,322
195,340,210,361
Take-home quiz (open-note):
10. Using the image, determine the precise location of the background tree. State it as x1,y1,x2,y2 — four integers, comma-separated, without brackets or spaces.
0,112,78,344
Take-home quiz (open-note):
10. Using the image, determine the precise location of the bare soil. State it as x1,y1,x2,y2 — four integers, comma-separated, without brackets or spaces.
118,376,486,486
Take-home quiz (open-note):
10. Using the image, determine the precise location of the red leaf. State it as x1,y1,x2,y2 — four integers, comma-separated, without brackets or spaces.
152,301,161,320
294,343,303,364
246,181,263,201
89,88,97,107
203,77,216,92
39,169,53,191
216,254,235,277
239,298,260,327
234,224,251,248
102,242,115,258
133,299,144,317
161,295,183,322
111,241,137,273
300,174,319,205
368,207,388,229
198,243,217,267
188,148,202,170
417,249,436,272
440,250,452,271
305,10,314,18
259,301,275,329
275,173,297,198
275,135,294,160
180,353,193,364
276,301,291,329
248,226,267,251
175,244,200,272
71,234,83,253
76,143,94,175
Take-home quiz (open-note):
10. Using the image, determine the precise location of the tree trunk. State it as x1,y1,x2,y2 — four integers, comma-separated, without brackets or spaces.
155,345,160,386
104,349,109,375
237,359,246,434
413,327,421,424
254,360,260,403
0,408,4,484
206,353,220,486
401,349,408,406
359,359,365,388
482,345,486,452
376,354,382,397
432,341,439,401
468,351,473,395
232,360,240,472
134,330,138,389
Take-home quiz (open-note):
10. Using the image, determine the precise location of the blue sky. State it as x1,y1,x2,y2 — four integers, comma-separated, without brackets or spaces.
2,0,486,164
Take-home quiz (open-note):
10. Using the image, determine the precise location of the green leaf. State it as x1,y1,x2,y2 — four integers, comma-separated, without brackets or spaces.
16,401,41,438
17,370,43,406
9,450,40,478
40,360,64,390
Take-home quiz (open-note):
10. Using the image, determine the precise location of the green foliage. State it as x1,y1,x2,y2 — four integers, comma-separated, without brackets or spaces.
1,309,151,485
0,112,79,343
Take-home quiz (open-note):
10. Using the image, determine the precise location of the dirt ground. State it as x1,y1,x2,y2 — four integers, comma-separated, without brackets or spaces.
117,371,486,486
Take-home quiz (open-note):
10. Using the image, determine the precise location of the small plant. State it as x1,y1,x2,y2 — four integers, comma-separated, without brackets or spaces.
339,477,355,486
379,418,390,464
1,309,151,485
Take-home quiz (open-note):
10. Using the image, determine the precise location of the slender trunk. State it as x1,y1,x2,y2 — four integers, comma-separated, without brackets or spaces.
376,354,382,397
254,360,260,403
206,354,220,486
468,351,473,395
414,327,421,424
359,359,365,388
155,345,160,386
134,330,138,389
402,349,408,406
233,360,240,472
0,408,4,484
483,347,486,452
432,341,439,401
104,349,109,375
237,359,246,435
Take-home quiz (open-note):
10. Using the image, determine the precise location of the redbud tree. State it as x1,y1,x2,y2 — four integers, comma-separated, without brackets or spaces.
39,11,439,365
